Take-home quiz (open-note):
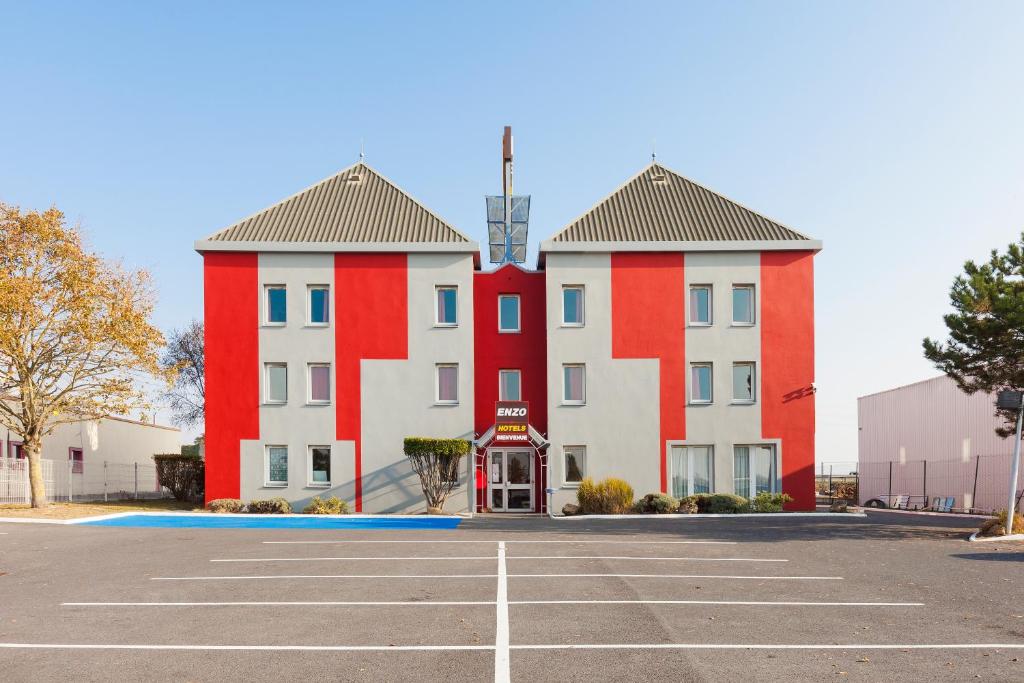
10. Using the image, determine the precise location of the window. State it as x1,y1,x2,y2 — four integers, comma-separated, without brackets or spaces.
436,286,458,326
308,364,331,404
498,294,520,333
562,286,584,326
9,442,24,459
732,363,755,403
308,286,329,325
436,364,459,404
499,369,522,401
308,446,331,486
266,446,288,486
265,363,287,403
669,445,713,498
265,285,287,324
563,446,586,485
732,285,754,325
690,363,712,404
689,285,712,325
68,447,84,474
734,445,779,498
562,364,585,404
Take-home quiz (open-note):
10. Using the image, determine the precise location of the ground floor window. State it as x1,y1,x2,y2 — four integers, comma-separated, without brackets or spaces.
69,447,83,474
308,446,330,486
669,445,713,498
734,445,779,498
563,445,586,485
266,446,288,486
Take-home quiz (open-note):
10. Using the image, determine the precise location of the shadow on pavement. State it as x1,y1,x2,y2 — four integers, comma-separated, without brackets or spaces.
950,552,1024,562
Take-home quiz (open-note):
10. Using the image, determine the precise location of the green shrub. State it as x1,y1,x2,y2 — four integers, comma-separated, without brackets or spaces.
979,509,1024,536
748,492,794,513
206,498,244,513
576,477,635,514
681,493,749,514
153,454,204,502
403,437,472,511
633,493,679,514
247,497,292,514
676,496,698,514
303,496,350,515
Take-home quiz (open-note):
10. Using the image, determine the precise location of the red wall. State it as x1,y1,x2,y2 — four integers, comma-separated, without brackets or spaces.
335,253,409,512
761,251,816,510
610,252,686,493
204,252,260,502
473,264,548,510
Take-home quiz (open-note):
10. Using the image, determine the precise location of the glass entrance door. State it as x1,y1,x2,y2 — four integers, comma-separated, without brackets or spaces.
488,450,533,511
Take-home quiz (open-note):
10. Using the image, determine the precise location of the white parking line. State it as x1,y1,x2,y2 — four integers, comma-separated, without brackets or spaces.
508,556,786,562
0,643,494,651
151,573,841,581
511,643,1024,650
495,541,510,683
261,540,737,545
510,600,922,607
210,556,497,563
508,574,841,580
64,599,916,608
64,601,496,607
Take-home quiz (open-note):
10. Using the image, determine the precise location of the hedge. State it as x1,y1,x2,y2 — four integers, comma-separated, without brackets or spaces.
152,454,204,502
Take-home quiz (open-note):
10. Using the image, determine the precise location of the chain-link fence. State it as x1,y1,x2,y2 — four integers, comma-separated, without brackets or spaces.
815,462,859,503
0,458,169,504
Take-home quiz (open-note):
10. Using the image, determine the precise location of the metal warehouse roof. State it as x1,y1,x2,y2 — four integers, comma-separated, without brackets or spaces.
197,162,475,251
546,163,814,245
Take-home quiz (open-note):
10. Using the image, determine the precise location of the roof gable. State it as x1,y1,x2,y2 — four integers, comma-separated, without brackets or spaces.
548,163,813,244
200,162,473,247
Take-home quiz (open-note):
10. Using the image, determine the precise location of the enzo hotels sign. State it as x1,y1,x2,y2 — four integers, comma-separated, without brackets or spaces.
495,401,529,443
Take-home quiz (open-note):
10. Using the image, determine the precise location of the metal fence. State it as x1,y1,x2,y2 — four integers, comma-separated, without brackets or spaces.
815,462,859,503
858,454,1024,513
0,458,169,505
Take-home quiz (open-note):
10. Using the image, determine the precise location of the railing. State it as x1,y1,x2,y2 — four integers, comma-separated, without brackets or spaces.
0,458,169,505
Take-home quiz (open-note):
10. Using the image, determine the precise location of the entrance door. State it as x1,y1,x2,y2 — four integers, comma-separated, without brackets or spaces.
488,450,533,511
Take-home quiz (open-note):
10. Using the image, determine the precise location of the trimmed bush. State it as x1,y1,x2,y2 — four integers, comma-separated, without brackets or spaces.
206,498,244,513
748,492,794,513
979,509,1024,536
247,497,292,514
153,454,204,502
303,496,349,515
633,493,679,514
403,437,472,512
576,477,634,514
681,493,749,514
676,496,698,514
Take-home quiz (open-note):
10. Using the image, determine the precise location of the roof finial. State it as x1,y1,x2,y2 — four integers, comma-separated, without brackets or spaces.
651,138,656,164
359,138,365,162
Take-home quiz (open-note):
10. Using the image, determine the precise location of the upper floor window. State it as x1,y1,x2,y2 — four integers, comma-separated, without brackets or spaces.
265,285,287,325
308,363,331,404
562,286,584,326
308,286,329,325
562,364,586,405
732,362,755,403
690,363,712,404
499,369,522,401
689,285,712,325
499,294,520,333
265,363,287,404
436,364,459,404
436,286,458,326
732,285,754,325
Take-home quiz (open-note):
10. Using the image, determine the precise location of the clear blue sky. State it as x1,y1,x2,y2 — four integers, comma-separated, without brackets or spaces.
3,1,1024,458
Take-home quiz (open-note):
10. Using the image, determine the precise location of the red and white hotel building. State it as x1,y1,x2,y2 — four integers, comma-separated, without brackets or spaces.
199,162,820,513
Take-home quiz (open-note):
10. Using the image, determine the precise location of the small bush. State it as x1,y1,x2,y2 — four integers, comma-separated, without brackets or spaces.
979,509,1024,537
681,493,749,514
153,454,204,502
247,497,292,514
748,492,794,513
833,481,857,500
633,493,679,514
577,477,635,514
206,498,244,513
303,496,349,515
676,496,698,514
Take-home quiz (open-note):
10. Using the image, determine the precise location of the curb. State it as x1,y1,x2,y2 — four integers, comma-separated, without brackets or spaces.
0,511,463,526
863,508,990,521
555,512,868,520
967,530,1024,542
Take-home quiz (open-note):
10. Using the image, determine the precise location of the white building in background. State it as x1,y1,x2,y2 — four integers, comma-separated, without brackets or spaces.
1,413,181,502
857,375,1024,512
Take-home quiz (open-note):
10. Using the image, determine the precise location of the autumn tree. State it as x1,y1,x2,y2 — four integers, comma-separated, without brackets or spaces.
160,320,205,428
924,233,1024,437
0,204,164,507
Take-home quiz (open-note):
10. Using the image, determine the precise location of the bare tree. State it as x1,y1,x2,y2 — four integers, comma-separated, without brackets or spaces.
161,320,205,428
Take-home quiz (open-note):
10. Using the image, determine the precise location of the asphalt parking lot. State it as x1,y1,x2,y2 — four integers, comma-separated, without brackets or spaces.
1,512,1023,682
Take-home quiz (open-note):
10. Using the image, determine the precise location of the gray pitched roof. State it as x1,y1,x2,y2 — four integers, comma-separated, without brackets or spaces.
199,162,474,248
547,163,813,244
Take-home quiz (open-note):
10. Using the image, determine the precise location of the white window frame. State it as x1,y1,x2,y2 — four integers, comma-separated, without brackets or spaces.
733,444,780,498
562,445,587,486
265,445,288,487
688,284,712,326
731,362,756,404
264,363,288,404
561,285,585,327
307,445,331,487
434,285,458,327
435,363,459,405
307,363,331,405
732,284,755,326
562,364,586,405
498,294,521,333
264,285,287,326
668,444,715,498
499,369,522,401
689,362,713,404
306,285,330,326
